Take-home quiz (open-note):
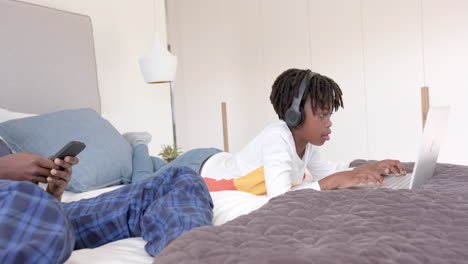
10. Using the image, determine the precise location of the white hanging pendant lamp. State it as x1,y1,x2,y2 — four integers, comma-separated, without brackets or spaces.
139,32,177,83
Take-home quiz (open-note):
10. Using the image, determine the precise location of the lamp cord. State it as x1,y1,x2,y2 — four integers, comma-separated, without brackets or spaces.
420,0,426,86
170,82,177,147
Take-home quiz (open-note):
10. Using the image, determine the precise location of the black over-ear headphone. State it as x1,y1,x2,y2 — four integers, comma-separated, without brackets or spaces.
284,70,317,128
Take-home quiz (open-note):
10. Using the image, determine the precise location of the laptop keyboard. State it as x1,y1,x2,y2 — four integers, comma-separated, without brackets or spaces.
379,174,411,189
352,174,412,189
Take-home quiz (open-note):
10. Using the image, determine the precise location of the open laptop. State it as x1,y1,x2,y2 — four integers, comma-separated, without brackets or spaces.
354,106,450,190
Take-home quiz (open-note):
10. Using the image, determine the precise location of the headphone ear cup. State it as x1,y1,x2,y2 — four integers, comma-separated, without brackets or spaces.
285,107,301,128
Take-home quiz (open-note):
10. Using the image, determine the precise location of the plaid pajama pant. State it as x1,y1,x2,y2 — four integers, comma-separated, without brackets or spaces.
0,166,213,264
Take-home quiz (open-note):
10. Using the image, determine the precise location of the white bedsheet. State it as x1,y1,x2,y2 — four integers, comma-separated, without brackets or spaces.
62,186,270,263
62,164,354,263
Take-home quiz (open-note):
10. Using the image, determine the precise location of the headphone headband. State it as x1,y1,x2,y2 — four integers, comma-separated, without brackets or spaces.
291,70,315,109
284,70,317,127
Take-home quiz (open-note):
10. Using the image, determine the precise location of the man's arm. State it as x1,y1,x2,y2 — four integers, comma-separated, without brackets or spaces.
0,153,78,200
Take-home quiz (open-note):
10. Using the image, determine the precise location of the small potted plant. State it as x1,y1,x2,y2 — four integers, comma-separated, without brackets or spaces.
159,144,182,162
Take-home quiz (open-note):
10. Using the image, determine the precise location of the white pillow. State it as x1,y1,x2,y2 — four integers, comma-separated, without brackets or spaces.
0,108,36,123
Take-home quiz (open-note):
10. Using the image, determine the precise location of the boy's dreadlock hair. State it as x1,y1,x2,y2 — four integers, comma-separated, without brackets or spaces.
270,68,344,120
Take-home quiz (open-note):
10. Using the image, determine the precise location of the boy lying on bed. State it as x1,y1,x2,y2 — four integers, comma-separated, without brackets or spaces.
0,139,213,263
129,68,407,197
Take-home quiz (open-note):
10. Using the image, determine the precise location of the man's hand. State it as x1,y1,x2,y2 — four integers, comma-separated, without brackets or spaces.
45,156,79,201
0,152,55,183
0,152,79,201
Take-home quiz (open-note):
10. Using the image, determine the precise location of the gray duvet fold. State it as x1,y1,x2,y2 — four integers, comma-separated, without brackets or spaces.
155,162,468,264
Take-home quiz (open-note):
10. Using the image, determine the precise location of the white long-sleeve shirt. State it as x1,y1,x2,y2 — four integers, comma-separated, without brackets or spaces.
201,120,347,197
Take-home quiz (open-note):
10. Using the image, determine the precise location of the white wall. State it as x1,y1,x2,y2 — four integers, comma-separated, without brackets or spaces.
422,0,468,165
361,0,423,162
168,0,468,166
22,0,173,155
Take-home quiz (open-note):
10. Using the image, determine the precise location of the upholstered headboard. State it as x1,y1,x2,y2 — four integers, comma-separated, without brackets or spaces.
0,0,101,114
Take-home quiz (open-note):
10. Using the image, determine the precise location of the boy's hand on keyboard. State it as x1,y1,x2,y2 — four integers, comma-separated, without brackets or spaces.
319,167,386,189
350,170,384,187
355,160,406,176
320,161,406,190
375,160,406,176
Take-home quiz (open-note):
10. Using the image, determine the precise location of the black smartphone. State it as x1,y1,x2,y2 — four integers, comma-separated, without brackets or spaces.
50,141,86,160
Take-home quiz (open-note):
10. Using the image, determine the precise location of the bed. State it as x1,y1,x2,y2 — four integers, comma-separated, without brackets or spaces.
2,1,467,264
155,161,468,264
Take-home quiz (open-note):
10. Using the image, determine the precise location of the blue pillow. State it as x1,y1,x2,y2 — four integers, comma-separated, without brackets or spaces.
0,108,133,192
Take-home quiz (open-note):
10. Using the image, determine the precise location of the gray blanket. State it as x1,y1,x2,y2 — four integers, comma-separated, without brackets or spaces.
155,161,468,263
